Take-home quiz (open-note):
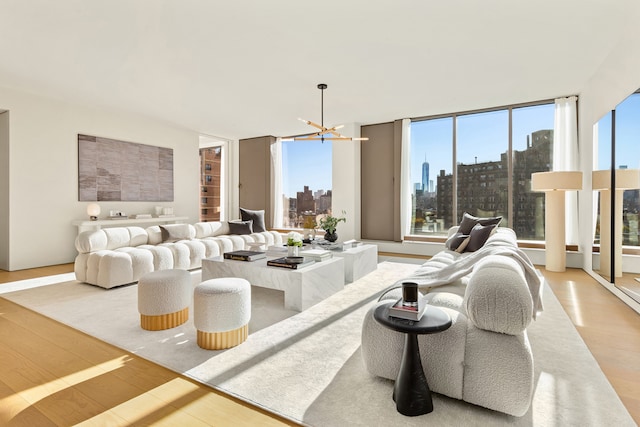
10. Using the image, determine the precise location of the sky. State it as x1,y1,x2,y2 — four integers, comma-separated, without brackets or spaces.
596,92,640,170
410,103,555,189
281,94,639,198
282,139,332,197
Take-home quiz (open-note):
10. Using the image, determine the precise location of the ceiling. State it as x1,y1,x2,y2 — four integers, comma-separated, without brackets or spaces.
0,1,635,141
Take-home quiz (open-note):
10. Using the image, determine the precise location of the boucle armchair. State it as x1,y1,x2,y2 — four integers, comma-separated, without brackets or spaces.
361,227,537,416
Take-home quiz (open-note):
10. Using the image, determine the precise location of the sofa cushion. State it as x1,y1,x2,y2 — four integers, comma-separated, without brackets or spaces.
240,208,267,233
75,226,148,253
160,224,193,242
194,221,228,238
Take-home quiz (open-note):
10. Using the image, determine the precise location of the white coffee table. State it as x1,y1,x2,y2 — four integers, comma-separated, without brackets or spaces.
201,256,345,311
328,244,378,283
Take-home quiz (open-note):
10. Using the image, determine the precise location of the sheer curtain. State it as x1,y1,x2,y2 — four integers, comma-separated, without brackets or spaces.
270,138,283,228
400,119,412,240
553,96,580,245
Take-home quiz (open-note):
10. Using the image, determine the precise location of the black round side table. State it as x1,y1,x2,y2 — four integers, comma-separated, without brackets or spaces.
373,302,452,416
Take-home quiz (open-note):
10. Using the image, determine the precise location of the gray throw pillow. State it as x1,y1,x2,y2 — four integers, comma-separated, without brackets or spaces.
445,232,470,252
229,220,253,235
464,223,497,252
458,212,502,235
240,208,266,233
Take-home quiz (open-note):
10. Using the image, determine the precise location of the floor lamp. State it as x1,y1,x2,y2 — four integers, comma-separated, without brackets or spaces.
531,171,583,272
592,169,640,278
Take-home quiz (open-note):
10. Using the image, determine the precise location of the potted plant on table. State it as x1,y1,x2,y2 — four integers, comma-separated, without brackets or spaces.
286,231,303,257
319,211,346,242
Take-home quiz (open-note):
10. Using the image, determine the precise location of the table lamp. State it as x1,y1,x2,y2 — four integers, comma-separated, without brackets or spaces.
531,171,583,272
87,203,101,221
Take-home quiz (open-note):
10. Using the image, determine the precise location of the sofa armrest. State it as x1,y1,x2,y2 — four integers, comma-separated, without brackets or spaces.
464,255,533,335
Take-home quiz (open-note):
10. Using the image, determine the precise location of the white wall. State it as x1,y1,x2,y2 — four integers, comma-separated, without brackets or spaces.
1,86,200,271
332,122,361,242
0,111,9,270
578,2,640,275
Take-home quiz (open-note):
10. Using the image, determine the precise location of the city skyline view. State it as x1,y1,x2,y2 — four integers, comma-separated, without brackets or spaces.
280,94,639,201
282,139,332,198
410,104,555,193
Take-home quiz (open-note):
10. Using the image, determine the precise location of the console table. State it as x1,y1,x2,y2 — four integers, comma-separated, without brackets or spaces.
72,216,189,234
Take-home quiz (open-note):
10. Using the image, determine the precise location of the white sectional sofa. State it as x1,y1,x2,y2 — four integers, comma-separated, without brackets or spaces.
74,221,283,289
361,225,542,416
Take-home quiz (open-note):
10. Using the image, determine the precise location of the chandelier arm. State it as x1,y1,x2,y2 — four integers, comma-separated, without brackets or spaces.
293,83,369,142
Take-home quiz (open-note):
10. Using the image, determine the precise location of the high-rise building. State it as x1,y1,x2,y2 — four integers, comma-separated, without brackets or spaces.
421,157,430,191
199,146,221,222
436,129,553,237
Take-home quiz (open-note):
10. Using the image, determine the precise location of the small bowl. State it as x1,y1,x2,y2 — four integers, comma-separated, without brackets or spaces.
284,256,304,264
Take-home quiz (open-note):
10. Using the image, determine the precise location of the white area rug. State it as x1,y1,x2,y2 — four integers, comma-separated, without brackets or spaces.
1,262,635,426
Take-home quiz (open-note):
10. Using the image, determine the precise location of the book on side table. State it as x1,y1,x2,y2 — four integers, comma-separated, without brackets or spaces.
223,250,267,261
388,297,427,321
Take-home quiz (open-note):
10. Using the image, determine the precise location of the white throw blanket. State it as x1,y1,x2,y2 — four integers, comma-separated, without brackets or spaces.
391,242,544,319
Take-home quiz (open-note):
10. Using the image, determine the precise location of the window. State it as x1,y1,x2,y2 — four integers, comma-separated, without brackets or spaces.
511,104,555,239
279,140,332,229
410,117,453,234
614,93,640,247
457,110,509,225
199,146,222,222
409,101,555,240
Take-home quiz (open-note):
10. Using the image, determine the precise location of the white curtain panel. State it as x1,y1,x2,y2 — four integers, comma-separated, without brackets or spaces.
400,118,412,240
592,123,600,241
270,138,283,229
553,96,580,245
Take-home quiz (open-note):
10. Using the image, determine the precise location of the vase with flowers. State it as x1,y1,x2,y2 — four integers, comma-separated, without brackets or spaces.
286,231,303,257
319,211,346,243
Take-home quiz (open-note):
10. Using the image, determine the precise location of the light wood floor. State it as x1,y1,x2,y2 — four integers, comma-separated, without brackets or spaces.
1,263,639,426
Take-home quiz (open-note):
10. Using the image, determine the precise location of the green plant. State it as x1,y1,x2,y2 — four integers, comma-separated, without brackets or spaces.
319,211,346,234
286,231,303,247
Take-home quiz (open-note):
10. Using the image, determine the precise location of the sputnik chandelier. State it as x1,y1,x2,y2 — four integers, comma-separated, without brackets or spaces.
286,83,369,143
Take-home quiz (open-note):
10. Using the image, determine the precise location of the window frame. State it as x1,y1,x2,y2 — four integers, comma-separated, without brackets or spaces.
407,98,558,242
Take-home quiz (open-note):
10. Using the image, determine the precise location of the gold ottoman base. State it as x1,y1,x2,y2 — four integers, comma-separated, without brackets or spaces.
140,307,189,331
197,324,249,350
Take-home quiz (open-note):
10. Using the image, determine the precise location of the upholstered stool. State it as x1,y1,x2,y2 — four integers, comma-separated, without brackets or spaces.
138,269,191,331
194,278,251,350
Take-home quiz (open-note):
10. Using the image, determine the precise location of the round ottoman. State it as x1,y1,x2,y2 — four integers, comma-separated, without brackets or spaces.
138,269,191,331
194,278,251,350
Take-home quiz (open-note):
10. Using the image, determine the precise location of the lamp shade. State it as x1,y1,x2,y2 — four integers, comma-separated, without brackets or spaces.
592,169,640,191
531,171,583,191
87,203,101,220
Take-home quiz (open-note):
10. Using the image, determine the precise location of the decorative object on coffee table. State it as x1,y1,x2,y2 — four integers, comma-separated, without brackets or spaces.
286,231,303,257
302,214,318,241
223,250,266,262
373,302,452,416
319,211,346,242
